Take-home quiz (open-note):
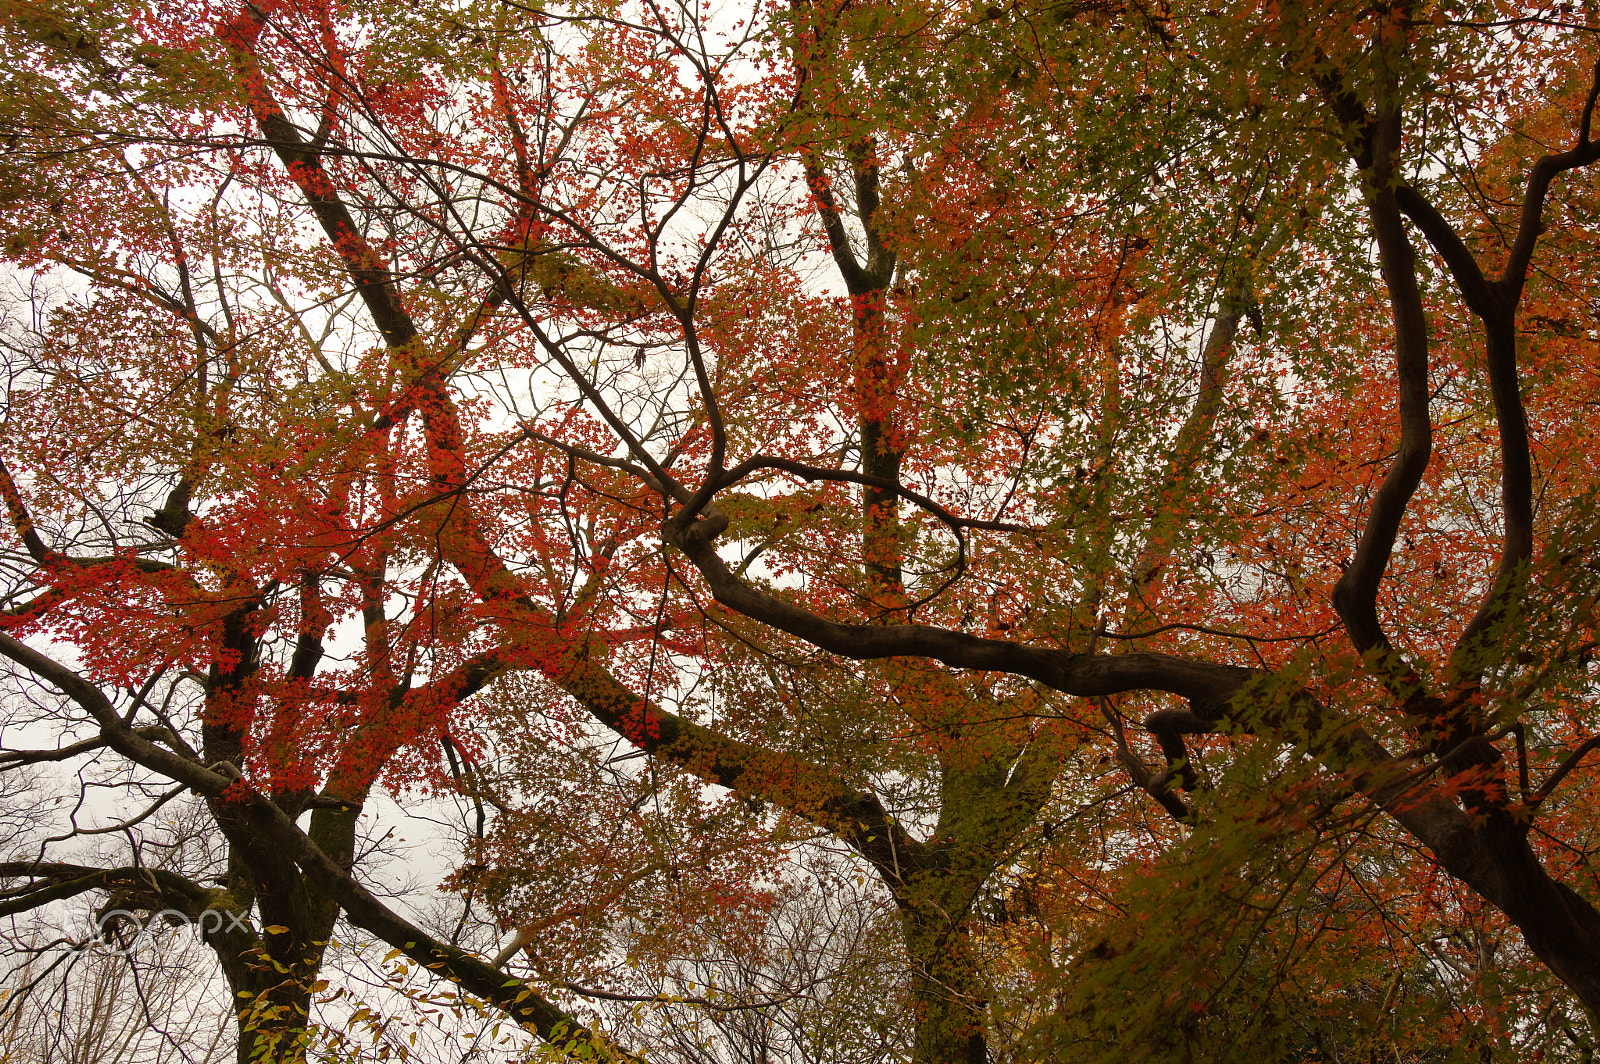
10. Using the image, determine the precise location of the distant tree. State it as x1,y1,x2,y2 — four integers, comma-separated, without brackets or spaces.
0,940,233,1064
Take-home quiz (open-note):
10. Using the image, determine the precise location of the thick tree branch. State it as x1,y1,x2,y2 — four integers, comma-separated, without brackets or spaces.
0,862,215,920
803,157,874,295
848,138,895,288
0,633,640,1061
0,726,175,768
1454,61,1600,660
551,648,922,883
667,515,1256,703
219,6,419,349
1393,185,1495,315
1453,308,1533,660
0,460,51,565
1331,108,1433,658
1501,58,1600,293
1097,700,1189,821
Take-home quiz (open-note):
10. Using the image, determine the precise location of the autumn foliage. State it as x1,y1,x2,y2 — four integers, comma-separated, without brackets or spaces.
0,0,1599,1059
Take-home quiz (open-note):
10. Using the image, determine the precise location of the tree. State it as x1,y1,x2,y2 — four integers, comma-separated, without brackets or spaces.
0,771,236,1064
1,0,1599,1059
0,937,234,1064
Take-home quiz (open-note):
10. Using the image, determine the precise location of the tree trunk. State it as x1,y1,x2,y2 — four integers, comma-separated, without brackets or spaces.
1454,819,1600,1023
902,906,990,1064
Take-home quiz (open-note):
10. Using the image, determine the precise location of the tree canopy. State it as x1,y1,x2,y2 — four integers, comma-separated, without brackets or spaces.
1,0,1599,1059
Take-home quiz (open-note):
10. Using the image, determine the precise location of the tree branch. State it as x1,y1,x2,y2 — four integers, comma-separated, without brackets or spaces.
1529,735,1600,809
0,633,642,1061
667,514,1256,703
1331,108,1433,659
1394,184,1494,315
0,726,175,769
0,862,214,920
1501,58,1600,293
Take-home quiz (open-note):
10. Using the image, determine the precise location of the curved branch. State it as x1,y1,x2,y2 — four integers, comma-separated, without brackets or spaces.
0,632,641,1061
1529,735,1600,809
1331,110,1433,658
715,455,1032,536
218,6,418,349
1502,58,1600,293
1096,700,1189,821
0,634,229,796
0,726,175,769
0,459,53,565
666,515,1255,703
803,158,872,295
43,783,186,842
0,862,213,920
1393,184,1494,315
1454,62,1600,660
